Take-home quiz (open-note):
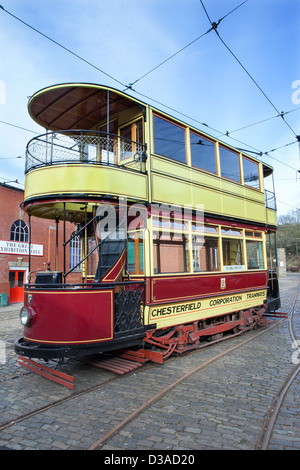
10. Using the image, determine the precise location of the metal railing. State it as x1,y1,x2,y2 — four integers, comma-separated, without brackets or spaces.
25,130,147,173
265,190,277,210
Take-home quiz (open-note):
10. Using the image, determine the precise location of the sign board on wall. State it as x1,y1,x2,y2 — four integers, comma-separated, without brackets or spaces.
0,240,44,256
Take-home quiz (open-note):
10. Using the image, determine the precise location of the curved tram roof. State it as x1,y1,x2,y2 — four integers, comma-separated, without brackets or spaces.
27,82,273,177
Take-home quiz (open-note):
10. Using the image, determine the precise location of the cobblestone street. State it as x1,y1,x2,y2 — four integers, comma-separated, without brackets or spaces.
0,274,299,451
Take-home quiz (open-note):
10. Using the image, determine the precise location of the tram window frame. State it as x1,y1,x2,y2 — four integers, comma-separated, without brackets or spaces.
127,231,144,275
222,238,245,271
219,145,241,183
242,156,260,190
119,118,144,162
246,240,264,270
153,114,187,165
191,223,219,234
190,131,217,175
221,227,243,237
152,215,189,232
192,235,220,272
245,230,263,239
153,230,189,274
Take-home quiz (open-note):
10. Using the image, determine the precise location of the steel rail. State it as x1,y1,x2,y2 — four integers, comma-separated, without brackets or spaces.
255,281,300,450
87,319,286,450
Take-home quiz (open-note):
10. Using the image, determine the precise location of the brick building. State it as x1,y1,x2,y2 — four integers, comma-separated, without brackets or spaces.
0,183,80,305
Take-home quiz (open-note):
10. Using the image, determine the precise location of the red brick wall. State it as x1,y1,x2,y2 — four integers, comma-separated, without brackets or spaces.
0,184,81,302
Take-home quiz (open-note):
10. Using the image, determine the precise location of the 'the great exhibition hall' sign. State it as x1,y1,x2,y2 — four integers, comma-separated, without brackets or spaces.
0,240,43,256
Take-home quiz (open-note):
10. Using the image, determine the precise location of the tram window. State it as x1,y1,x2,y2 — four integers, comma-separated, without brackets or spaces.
243,157,260,189
246,240,264,269
120,119,143,143
153,232,188,273
245,230,263,238
192,236,219,272
152,216,187,231
219,146,241,183
221,227,242,236
127,233,144,275
190,132,217,174
222,238,244,270
153,115,186,164
191,223,218,234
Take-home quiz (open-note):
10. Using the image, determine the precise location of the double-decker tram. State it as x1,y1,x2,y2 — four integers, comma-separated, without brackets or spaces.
15,83,280,363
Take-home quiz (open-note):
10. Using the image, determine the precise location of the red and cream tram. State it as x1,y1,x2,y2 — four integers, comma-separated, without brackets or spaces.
15,83,280,362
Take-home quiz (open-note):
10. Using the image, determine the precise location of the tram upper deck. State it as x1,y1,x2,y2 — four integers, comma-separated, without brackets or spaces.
23,83,276,228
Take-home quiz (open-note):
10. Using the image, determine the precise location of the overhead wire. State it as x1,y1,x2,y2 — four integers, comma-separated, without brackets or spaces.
199,0,299,139
0,5,127,89
0,119,39,134
123,28,212,91
222,107,300,136
125,0,248,90
0,2,298,180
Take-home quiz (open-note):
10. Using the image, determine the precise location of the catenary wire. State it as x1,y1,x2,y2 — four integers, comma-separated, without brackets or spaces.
0,5,127,89
199,0,298,139
223,107,300,136
125,0,248,90
1,4,298,177
0,119,39,134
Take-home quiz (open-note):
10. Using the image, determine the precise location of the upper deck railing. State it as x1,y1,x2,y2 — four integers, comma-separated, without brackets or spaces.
265,189,277,210
25,130,147,174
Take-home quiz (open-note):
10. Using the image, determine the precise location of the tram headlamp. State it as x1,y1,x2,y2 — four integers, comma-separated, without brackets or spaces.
20,307,34,327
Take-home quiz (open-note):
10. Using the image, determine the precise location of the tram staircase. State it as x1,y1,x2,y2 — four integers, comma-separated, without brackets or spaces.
93,206,126,283
94,238,126,282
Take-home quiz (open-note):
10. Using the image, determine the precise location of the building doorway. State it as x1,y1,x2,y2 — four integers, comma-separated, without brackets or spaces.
9,269,26,303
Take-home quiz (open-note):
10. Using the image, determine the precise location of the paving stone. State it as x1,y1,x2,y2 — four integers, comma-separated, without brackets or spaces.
0,274,299,450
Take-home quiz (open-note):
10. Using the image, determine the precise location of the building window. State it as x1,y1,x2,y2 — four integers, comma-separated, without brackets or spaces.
69,232,82,270
190,132,217,174
10,220,29,242
153,114,187,164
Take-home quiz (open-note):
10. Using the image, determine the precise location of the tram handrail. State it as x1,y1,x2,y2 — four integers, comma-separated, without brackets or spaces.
265,189,277,210
25,129,147,173
63,209,126,279
25,280,145,289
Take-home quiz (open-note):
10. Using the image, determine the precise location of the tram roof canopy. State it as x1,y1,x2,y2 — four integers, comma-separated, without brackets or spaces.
28,82,273,174
28,83,143,131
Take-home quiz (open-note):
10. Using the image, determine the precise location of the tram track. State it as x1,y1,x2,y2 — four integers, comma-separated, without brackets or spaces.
87,284,300,451
0,282,298,450
87,318,289,450
255,281,299,450
0,317,283,437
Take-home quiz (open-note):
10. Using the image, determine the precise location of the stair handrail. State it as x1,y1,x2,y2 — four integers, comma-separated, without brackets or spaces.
64,211,125,279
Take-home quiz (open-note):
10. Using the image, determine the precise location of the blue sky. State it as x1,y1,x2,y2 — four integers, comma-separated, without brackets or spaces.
0,0,299,216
